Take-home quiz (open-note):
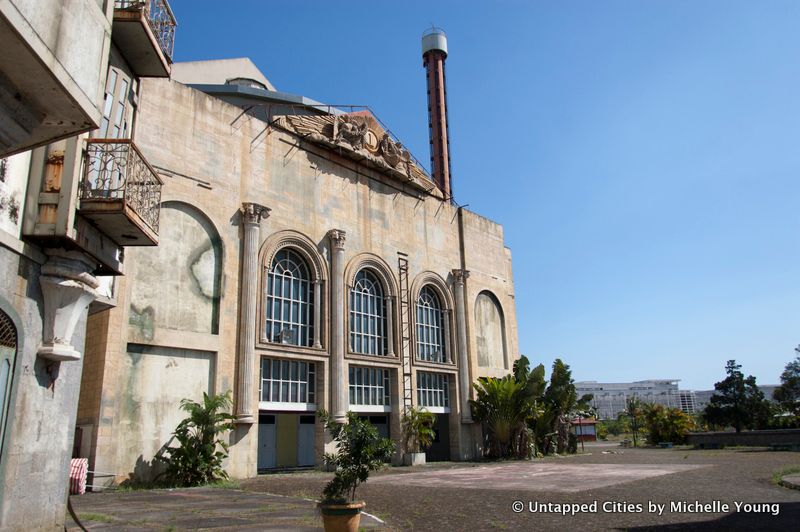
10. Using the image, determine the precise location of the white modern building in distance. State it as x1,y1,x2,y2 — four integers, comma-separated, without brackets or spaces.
576,380,698,420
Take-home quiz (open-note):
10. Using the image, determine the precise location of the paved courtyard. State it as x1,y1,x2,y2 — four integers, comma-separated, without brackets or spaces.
66,488,384,531
367,461,707,492
68,446,800,530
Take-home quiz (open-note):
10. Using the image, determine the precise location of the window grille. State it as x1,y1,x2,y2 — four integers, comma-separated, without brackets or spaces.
265,249,314,346
349,270,386,355
259,358,315,404
416,286,445,362
349,366,390,406
417,371,449,409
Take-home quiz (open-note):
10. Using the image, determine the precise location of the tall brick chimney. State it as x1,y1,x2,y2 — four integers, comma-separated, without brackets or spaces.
422,27,452,201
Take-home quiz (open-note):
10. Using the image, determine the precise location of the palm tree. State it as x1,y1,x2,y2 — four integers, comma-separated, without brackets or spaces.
470,355,545,458
158,391,237,486
624,396,643,447
401,407,437,453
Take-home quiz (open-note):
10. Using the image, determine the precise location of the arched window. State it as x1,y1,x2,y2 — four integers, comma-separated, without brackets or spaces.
265,249,314,346
349,269,386,356
475,291,507,369
416,286,445,363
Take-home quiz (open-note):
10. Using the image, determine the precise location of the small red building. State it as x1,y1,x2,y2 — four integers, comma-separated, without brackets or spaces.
570,418,599,442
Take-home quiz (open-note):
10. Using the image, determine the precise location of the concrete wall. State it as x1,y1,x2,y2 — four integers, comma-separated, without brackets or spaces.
128,203,222,339
0,246,87,530
0,152,30,237
0,0,110,154
77,77,521,481
8,0,109,106
114,344,214,481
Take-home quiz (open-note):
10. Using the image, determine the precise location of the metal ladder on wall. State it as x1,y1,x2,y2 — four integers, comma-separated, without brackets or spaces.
397,253,413,413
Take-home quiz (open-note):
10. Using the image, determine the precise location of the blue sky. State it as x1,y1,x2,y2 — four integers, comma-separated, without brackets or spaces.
168,1,800,390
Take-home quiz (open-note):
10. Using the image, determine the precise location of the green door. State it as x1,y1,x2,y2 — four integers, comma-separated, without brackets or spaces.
0,310,18,459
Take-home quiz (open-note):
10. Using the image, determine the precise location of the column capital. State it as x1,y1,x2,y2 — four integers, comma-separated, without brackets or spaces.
327,229,347,251
240,202,270,225
451,269,470,285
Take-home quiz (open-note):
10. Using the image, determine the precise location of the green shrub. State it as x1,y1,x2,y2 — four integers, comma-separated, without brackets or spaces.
401,407,437,453
642,404,695,445
157,391,237,487
319,410,395,503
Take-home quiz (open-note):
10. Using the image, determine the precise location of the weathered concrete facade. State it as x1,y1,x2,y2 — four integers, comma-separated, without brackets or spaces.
0,2,178,529
0,245,91,529
76,64,520,483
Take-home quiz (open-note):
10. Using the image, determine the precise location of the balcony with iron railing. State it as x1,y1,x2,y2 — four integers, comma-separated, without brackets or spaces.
79,139,163,246
112,0,176,77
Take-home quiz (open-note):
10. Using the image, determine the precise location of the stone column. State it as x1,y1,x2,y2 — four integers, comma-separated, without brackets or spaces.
37,249,100,361
328,229,347,422
313,279,323,349
385,296,395,357
452,269,472,423
236,202,270,424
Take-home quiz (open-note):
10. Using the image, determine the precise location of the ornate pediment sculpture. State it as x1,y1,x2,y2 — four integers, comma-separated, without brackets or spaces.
274,112,439,196
333,115,369,151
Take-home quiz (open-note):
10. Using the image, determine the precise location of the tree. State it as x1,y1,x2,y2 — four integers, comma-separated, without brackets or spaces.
401,407,437,454
642,404,695,444
624,396,644,447
157,391,237,487
773,347,800,424
603,415,630,436
704,360,772,432
470,355,545,458
319,410,395,503
533,359,592,454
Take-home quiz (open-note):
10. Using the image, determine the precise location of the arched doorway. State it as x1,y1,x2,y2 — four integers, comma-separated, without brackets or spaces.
0,309,18,459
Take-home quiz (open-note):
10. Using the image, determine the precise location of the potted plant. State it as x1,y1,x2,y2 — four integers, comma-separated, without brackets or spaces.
318,410,395,532
401,406,437,466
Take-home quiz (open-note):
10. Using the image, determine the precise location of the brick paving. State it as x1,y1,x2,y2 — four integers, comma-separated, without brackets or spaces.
67,446,800,531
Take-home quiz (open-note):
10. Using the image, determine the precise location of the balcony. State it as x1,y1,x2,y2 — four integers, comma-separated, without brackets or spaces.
112,0,176,78
0,1,106,157
79,139,162,246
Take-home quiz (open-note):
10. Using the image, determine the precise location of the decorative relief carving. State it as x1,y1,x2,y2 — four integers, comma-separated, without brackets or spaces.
333,115,369,151
379,133,412,176
240,202,270,224
277,113,437,193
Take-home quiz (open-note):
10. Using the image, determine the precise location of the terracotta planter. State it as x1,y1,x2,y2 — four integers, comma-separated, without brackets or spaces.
319,500,365,532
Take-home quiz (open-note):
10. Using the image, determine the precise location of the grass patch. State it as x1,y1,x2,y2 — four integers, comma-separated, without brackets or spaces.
772,465,800,486
79,512,114,523
116,478,241,491
209,479,241,489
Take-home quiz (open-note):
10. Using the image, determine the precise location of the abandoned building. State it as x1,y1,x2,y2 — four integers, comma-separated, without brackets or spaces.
0,0,177,528
74,28,519,482
0,2,519,525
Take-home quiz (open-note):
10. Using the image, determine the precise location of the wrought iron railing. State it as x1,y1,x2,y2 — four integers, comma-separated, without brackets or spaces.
115,0,176,61
81,139,163,234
